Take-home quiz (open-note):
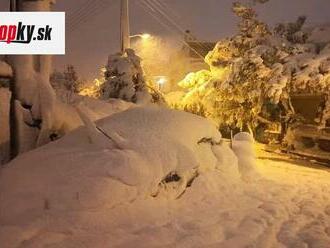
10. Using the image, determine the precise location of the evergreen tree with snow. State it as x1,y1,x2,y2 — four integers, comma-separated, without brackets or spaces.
63,65,82,93
50,65,87,104
100,49,151,104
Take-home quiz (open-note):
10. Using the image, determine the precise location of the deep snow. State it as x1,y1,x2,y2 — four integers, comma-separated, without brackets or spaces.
0,107,329,248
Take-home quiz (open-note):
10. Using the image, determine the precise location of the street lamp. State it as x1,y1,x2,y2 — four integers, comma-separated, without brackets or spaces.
129,33,151,40
154,76,168,91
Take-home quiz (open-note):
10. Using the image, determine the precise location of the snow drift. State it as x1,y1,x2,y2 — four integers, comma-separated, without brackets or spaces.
0,107,249,226
1,107,329,248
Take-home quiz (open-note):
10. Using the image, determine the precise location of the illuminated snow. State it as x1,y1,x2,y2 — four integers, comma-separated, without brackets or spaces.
0,107,329,248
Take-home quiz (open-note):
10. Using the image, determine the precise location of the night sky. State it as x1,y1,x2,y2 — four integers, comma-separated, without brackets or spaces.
1,0,330,79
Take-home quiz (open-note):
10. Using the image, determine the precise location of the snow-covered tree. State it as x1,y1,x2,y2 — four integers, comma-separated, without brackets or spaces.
50,65,87,104
274,16,308,43
174,2,330,140
177,2,273,132
63,65,82,93
51,65,84,94
78,67,106,98
100,49,151,104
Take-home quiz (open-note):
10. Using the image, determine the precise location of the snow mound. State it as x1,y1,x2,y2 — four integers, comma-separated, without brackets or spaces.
0,107,241,228
94,107,241,194
233,132,255,143
3,109,328,247
232,132,258,180
72,96,135,122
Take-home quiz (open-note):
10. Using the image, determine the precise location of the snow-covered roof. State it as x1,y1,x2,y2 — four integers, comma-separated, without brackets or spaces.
185,41,216,58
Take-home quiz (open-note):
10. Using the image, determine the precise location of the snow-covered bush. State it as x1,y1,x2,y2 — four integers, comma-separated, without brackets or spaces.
100,49,152,104
79,68,106,99
50,65,86,103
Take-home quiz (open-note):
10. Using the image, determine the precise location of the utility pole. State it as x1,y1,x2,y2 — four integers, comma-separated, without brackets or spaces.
10,0,17,11
120,0,130,54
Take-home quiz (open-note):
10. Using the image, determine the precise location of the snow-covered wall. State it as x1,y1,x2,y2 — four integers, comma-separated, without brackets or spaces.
7,0,57,155
0,60,13,164
0,88,11,165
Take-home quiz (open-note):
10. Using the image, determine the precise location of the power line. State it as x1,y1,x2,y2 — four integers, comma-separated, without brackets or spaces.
138,0,205,59
142,1,204,59
137,1,176,34
151,0,181,21
68,2,107,32
141,0,208,59
143,0,211,55
144,0,185,34
67,0,97,31
67,0,114,32
148,0,210,51
66,0,211,58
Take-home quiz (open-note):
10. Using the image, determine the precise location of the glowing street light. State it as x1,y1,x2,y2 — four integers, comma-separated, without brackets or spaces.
154,76,168,91
129,33,151,40
157,77,167,85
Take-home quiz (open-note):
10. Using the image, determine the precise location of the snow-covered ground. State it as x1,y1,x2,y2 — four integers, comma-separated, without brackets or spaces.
1,107,330,248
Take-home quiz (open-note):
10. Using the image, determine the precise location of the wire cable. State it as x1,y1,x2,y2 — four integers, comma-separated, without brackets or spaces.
67,0,114,32
143,0,211,55
148,0,211,52
138,0,205,59
67,0,97,31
